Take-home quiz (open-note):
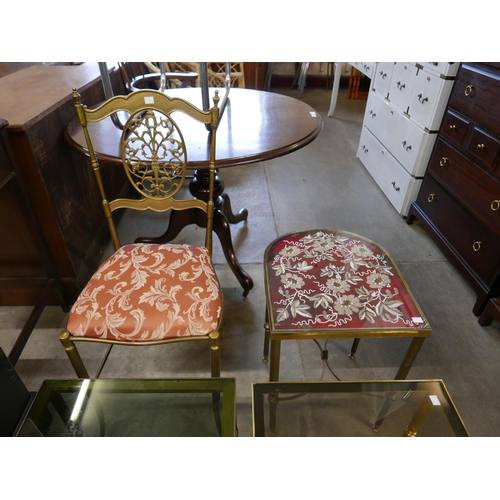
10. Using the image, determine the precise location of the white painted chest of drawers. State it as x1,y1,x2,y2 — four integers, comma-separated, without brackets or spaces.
357,62,459,216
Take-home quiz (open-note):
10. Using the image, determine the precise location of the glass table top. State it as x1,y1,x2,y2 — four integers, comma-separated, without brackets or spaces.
18,378,236,437
264,229,431,336
252,379,469,437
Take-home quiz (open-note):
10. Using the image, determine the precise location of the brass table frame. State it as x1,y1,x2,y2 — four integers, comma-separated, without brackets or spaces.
252,379,469,437
18,378,236,437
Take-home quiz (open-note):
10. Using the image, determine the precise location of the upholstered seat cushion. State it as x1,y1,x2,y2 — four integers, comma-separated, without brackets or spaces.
67,244,222,341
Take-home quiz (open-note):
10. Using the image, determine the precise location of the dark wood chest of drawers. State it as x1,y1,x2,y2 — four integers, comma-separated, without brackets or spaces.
407,62,500,315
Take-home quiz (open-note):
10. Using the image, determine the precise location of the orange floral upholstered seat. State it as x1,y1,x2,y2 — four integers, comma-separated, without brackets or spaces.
67,244,222,342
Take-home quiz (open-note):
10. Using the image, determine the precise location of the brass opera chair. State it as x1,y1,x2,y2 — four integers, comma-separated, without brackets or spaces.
60,88,222,379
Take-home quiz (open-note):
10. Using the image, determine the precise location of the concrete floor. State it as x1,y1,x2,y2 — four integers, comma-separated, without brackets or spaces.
2,87,500,437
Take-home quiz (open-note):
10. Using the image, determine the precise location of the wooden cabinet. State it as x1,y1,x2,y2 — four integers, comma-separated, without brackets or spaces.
0,64,128,305
357,62,458,216
408,63,500,315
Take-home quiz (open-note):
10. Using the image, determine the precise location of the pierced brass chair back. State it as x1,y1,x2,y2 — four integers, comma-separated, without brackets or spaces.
59,88,222,381
73,88,219,253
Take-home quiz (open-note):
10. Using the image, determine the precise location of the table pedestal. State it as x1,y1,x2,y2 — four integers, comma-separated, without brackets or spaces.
135,169,254,295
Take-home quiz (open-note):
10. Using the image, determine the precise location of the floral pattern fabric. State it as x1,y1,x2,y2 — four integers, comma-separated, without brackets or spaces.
265,230,427,332
68,244,222,341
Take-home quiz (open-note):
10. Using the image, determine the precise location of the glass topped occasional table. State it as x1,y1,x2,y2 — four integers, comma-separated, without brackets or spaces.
252,380,469,437
17,378,236,437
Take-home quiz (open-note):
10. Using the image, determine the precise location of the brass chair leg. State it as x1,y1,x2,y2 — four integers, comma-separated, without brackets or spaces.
208,331,224,435
59,331,90,378
209,331,220,378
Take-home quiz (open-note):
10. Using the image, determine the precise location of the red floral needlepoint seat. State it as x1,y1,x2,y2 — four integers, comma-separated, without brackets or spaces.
68,243,222,341
265,229,427,332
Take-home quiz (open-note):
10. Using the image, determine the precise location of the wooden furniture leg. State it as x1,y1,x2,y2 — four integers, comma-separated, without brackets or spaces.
478,297,500,326
135,169,253,296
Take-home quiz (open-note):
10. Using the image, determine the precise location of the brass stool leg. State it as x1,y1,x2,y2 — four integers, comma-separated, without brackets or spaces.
403,393,433,437
349,338,360,360
395,337,426,380
263,309,270,362
268,338,281,436
59,331,90,379
374,337,426,432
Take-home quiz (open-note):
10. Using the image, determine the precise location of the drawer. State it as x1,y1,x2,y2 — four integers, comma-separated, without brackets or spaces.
440,109,470,147
417,62,460,78
387,63,417,115
350,62,376,79
427,139,500,235
357,127,422,216
408,68,454,131
466,125,500,172
372,62,395,99
448,64,500,136
416,174,500,285
364,92,436,177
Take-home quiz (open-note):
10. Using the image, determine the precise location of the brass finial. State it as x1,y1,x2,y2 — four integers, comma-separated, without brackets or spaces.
213,90,220,108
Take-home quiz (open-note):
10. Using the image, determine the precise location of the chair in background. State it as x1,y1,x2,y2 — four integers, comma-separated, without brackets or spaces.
207,63,246,88
262,229,432,435
118,62,198,93
290,63,310,98
59,88,223,380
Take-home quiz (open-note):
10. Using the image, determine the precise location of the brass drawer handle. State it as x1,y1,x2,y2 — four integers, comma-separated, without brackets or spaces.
439,157,448,166
492,200,500,211
473,241,482,252
449,124,456,130
427,193,436,202
477,143,485,149
465,84,474,96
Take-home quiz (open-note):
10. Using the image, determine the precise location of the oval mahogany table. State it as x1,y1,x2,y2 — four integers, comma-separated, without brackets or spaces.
66,87,324,295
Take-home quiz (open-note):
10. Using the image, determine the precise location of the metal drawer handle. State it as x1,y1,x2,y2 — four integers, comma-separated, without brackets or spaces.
418,93,429,104
427,193,436,202
492,200,500,211
477,143,485,149
473,241,482,252
402,140,412,151
369,110,377,118
391,181,400,192
362,145,369,153
439,157,448,166
465,84,474,96
449,124,456,130
379,71,387,79
397,81,406,90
